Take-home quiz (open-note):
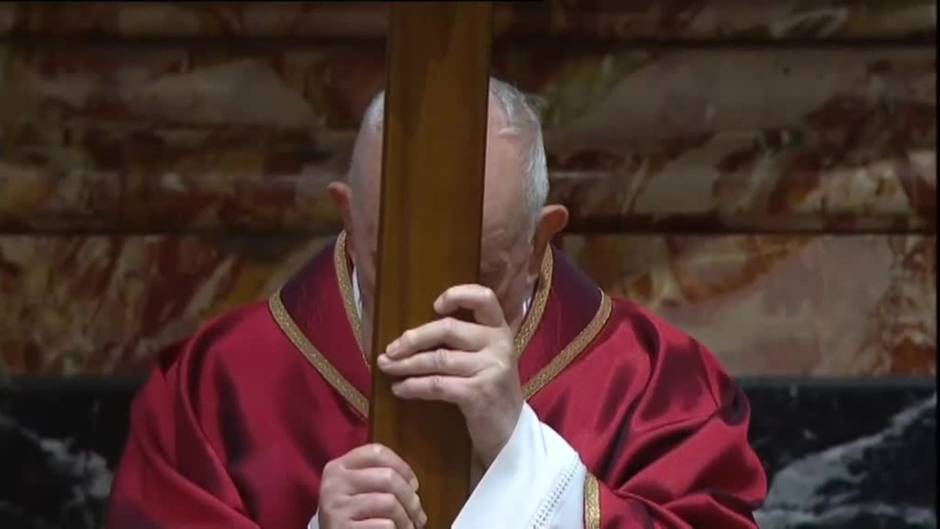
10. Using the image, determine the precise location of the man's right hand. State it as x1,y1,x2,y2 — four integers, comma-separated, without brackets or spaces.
318,444,427,529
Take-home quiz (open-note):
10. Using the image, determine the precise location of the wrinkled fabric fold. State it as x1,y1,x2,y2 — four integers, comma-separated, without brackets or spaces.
454,403,586,528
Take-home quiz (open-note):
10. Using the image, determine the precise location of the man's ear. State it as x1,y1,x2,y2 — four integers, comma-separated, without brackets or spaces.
529,204,569,276
328,181,355,255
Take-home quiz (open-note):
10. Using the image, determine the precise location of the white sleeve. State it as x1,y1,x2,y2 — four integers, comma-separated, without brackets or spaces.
309,404,585,529
453,403,586,528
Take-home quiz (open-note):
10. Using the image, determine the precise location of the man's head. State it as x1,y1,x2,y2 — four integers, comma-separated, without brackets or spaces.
328,78,568,344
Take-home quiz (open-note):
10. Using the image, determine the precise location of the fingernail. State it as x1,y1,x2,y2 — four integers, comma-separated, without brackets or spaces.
410,477,419,490
419,511,428,527
377,354,391,368
386,340,399,357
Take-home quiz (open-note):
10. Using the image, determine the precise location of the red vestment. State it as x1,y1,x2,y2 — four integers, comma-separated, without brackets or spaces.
107,234,767,528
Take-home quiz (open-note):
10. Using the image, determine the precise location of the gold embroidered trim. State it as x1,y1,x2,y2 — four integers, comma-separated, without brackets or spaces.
334,232,366,359
585,473,601,529
269,290,369,417
523,292,612,400
514,249,553,357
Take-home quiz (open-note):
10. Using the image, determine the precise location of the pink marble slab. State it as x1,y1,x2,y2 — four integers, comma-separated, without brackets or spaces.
562,234,936,376
0,234,933,376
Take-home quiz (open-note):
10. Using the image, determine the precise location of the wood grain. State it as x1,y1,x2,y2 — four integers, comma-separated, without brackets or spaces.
368,3,492,526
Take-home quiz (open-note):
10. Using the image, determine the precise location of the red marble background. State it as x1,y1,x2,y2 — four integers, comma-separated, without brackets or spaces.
0,1,935,377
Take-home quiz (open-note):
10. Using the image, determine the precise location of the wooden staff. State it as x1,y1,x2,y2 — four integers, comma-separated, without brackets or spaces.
368,2,494,527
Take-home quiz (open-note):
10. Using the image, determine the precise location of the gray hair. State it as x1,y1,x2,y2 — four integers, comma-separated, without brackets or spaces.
356,78,549,234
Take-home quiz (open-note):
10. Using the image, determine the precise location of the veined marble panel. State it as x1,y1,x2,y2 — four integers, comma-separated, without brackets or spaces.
562,234,936,376
0,46,933,233
0,234,934,376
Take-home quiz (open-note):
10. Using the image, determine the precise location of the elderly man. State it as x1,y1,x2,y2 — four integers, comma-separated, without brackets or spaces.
107,79,767,529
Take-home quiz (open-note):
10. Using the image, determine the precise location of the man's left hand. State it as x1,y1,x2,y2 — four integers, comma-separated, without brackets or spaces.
376,284,523,467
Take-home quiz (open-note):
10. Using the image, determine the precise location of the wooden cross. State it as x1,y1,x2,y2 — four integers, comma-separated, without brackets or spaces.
368,2,494,527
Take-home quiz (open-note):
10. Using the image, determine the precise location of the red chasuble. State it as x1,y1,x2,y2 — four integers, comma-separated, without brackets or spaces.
107,233,767,528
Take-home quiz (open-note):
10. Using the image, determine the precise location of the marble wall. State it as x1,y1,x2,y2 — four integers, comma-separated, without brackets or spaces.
0,4,935,377
0,1,935,528
0,234,934,376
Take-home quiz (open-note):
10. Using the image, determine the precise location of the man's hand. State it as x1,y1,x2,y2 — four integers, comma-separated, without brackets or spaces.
377,284,523,466
318,444,427,529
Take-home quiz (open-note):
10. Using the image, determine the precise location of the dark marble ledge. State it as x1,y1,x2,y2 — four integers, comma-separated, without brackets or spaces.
757,394,937,529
